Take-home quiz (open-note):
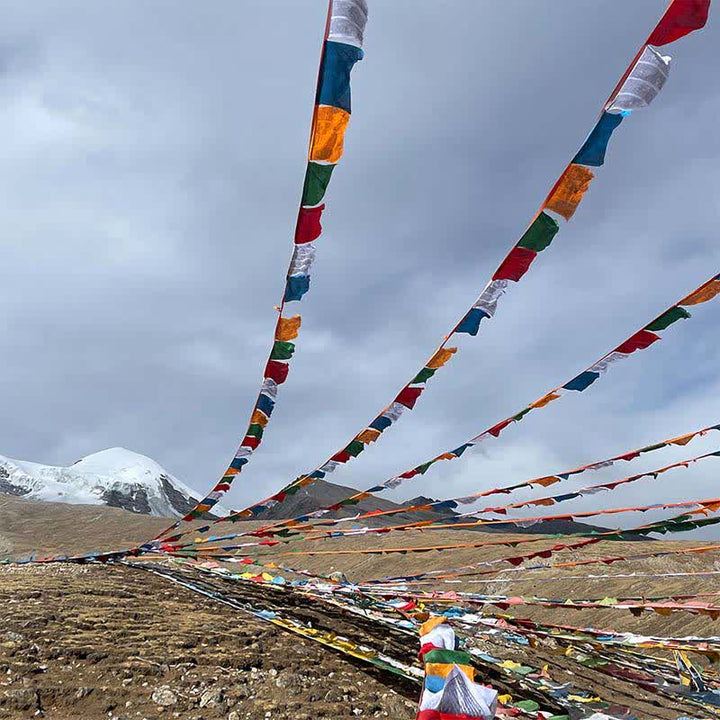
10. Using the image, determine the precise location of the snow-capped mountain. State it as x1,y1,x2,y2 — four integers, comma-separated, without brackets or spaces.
0,447,222,518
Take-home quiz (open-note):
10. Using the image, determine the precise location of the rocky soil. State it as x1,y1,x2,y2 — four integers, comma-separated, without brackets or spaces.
0,564,415,720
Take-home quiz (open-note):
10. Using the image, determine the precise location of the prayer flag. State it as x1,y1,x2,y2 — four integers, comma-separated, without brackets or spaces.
295,205,325,244
573,111,624,167
317,40,364,113
517,212,561,252
648,0,711,45
284,275,310,302
301,162,335,207
275,315,301,341
493,246,537,281
544,164,595,220
310,106,351,163
608,47,672,112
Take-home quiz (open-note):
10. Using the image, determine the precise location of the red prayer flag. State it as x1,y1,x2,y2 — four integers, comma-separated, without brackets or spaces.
264,360,290,384
214,482,232,492
395,385,424,409
241,435,261,450
615,329,661,354
648,0,710,46
493,246,537,282
294,204,325,244
488,418,513,437
618,451,641,462
331,450,352,463
400,469,419,479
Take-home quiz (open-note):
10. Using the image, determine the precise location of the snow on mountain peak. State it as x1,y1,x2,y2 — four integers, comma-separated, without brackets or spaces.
0,447,221,518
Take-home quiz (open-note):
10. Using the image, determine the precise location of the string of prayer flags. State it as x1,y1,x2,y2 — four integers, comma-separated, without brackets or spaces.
280,500,720,559
153,0,368,529
228,273,720,539
152,0,713,546
359,512,720,587
295,449,720,540
270,434,719,538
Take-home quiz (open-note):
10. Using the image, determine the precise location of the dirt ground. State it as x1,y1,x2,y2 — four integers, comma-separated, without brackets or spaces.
0,564,416,720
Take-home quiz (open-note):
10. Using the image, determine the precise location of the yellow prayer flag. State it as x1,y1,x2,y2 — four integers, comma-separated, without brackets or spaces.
427,347,458,369
309,106,350,163
276,315,302,342
544,164,595,220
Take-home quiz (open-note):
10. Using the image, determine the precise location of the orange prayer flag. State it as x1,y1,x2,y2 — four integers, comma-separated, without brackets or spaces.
276,315,302,342
357,428,382,444
420,616,447,635
251,410,269,427
669,433,695,446
531,476,561,488
438,453,456,461
530,392,561,409
531,498,556,507
544,164,595,220
297,476,315,487
427,347,458,369
224,467,240,476
309,106,350,163
680,280,720,306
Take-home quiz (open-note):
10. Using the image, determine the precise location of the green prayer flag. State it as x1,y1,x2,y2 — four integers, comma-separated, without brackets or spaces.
422,649,472,665
517,212,560,252
270,341,295,361
416,461,434,475
513,700,540,711
645,306,691,332
512,408,532,422
412,367,436,384
344,440,365,457
301,162,335,207
247,423,264,439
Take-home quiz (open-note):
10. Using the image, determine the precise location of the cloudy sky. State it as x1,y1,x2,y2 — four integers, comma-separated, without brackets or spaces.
1,1,718,537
